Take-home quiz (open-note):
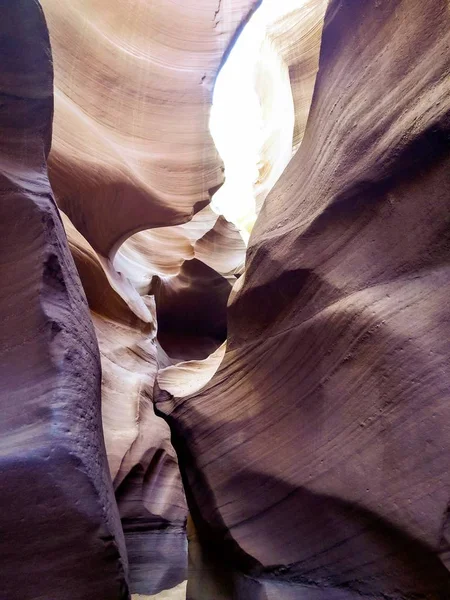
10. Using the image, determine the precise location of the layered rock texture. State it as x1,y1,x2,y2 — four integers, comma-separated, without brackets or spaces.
39,0,258,258
209,0,327,232
16,0,251,597
1,0,450,599
0,1,128,598
156,0,450,598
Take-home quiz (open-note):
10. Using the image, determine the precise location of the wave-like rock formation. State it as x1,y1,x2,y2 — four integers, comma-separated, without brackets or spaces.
1,0,252,597
2,0,450,598
61,208,189,595
40,0,258,258
266,0,328,153
39,0,252,596
253,0,327,212
0,2,128,598
61,184,244,593
156,0,450,598
209,0,327,234
37,0,253,596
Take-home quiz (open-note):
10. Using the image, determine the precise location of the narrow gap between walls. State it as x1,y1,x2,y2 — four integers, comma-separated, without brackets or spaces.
209,0,303,243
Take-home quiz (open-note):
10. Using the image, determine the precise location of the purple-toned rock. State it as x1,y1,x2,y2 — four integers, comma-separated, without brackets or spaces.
0,2,129,598
156,0,450,597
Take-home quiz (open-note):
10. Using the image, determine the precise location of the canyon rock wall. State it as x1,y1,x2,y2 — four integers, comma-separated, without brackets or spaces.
2,0,450,598
0,0,251,596
40,0,258,259
0,1,129,598
60,208,189,596
59,192,244,595
38,0,252,596
156,0,450,597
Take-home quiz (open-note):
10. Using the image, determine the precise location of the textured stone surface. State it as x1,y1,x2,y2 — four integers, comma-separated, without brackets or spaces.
254,0,327,208
3,0,450,598
61,215,188,596
265,0,328,153
209,0,326,232
38,4,251,588
151,259,232,361
0,1,129,598
156,0,450,597
40,0,258,258
38,0,251,594
131,581,187,600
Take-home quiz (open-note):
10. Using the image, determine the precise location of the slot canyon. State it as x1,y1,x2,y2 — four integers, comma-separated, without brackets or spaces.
0,0,449,598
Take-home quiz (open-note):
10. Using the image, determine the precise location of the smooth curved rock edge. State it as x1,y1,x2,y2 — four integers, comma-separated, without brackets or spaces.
40,0,259,258
38,0,256,595
156,0,450,598
3,0,450,598
0,1,129,598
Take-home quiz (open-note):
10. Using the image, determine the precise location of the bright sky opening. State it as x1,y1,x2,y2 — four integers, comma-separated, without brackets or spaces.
209,0,303,241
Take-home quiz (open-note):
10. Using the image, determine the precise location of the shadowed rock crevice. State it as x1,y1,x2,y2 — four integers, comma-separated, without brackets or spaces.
2,0,450,599
151,259,231,361
155,0,450,598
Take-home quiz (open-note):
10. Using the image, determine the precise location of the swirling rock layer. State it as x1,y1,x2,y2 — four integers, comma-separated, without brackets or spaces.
3,0,450,598
60,213,188,596
38,0,253,594
40,0,258,258
0,2,128,598
156,0,450,597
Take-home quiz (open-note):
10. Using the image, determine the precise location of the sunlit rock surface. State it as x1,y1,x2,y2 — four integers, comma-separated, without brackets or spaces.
156,0,450,597
61,213,188,595
114,208,219,293
265,0,328,152
131,580,187,600
40,0,258,258
2,0,450,598
0,2,128,598
37,0,254,595
38,0,252,595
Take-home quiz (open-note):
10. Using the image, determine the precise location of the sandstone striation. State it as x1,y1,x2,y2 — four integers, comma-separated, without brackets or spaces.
2,0,450,598
38,0,252,594
36,0,253,594
61,213,188,596
40,0,258,259
156,0,450,597
209,0,327,233
0,1,129,598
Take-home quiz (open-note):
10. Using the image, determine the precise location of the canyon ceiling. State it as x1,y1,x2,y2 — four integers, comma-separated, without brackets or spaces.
0,0,449,599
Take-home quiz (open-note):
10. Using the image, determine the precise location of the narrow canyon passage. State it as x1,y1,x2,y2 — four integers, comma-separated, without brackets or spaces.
0,1,449,600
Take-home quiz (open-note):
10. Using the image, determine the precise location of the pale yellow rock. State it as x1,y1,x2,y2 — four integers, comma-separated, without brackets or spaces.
158,343,226,398
209,0,327,233
114,207,218,293
132,580,187,600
